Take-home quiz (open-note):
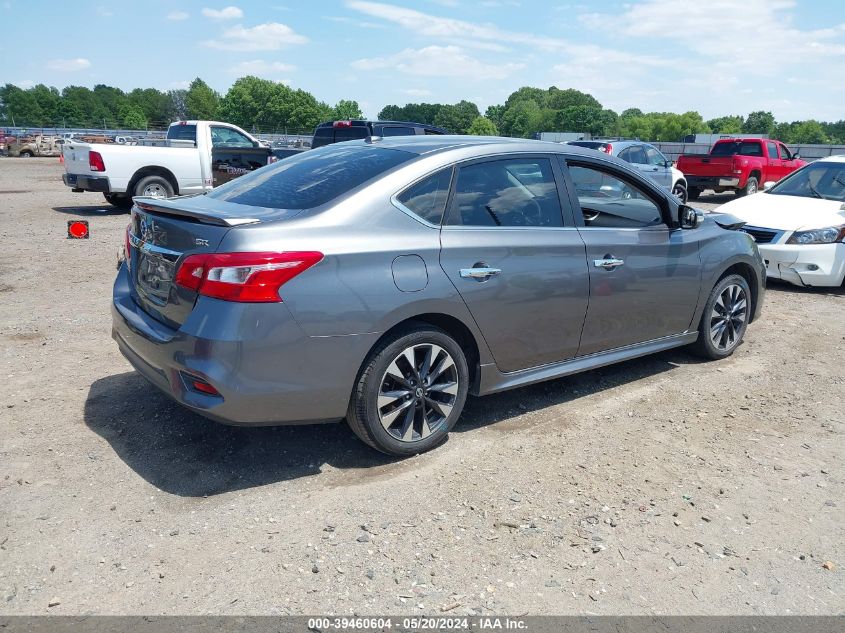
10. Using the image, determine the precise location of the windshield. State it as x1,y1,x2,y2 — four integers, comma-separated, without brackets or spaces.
710,141,763,157
768,162,845,201
205,144,415,209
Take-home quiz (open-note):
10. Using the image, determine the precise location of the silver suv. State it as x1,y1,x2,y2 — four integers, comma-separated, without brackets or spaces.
567,140,688,203
114,137,764,456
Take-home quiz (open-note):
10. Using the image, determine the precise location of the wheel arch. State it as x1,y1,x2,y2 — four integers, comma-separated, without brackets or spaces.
361,313,483,394
127,166,179,197
716,261,761,324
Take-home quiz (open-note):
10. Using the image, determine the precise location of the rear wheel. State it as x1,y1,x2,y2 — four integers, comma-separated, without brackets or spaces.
347,325,469,456
690,274,751,360
687,187,702,200
19,150,33,158
134,175,174,199
736,176,758,197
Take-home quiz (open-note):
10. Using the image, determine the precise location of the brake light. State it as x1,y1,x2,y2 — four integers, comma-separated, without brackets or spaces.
89,151,105,172
175,251,323,302
602,143,612,154
333,120,352,128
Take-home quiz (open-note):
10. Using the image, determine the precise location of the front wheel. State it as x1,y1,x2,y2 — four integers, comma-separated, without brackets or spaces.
690,274,751,360
672,182,688,204
19,151,33,158
347,326,469,456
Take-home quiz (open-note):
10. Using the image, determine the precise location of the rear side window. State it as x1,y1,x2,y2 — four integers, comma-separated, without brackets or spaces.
333,127,369,142
166,124,197,142
205,145,414,209
396,168,452,225
311,128,333,148
445,158,563,228
767,142,778,159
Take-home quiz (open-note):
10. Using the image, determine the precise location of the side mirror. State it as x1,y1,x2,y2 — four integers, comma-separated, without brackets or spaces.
679,205,704,229
665,160,674,168
762,180,777,191
792,153,800,160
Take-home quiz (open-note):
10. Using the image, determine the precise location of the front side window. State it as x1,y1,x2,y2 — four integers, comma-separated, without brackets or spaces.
645,146,667,166
445,158,563,227
396,168,452,225
210,126,254,148
567,163,664,228
625,146,648,164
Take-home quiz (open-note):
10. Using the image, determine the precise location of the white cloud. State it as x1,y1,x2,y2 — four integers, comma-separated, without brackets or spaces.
324,16,385,29
203,22,308,51
201,6,243,20
96,6,113,17
15,79,34,89
352,45,523,80
46,58,91,71
169,80,191,89
403,88,432,96
227,59,296,76
167,10,189,20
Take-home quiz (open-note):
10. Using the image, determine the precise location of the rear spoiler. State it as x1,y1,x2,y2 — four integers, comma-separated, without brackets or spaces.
134,198,260,227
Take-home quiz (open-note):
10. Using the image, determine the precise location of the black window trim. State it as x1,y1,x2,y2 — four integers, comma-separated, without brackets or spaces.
559,155,675,229
440,152,578,230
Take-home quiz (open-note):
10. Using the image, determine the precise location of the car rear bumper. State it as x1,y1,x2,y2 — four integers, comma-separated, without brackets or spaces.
63,172,111,193
111,263,377,426
687,176,741,189
758,242,845,287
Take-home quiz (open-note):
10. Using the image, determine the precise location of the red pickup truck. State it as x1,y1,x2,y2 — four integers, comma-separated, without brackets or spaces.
677,138,805,199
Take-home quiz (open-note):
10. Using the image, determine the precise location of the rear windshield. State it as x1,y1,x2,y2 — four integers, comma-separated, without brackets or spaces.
167,124,197,142
205,144,415,209
568,141,608,151
312,126,369,148
711,141,763,157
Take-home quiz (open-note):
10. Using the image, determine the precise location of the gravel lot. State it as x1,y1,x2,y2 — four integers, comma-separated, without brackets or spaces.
0,158,842,616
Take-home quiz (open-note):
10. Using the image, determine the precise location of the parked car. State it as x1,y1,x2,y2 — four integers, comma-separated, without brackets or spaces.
677,138,805,199
716,156,845,287
113,137,765,456
8,135,64,157
271,147,306,160
567,139,689,202
62,120,273,209
312,120,447,148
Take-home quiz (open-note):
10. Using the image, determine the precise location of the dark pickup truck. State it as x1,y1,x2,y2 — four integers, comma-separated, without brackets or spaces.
677,138,805,199
312,120,446,148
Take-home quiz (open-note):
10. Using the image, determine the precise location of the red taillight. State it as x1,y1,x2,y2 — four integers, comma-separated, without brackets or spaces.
89,150,105,172
175,251,323,303
602,143,612,154
191,379,219,395
333,120,352,128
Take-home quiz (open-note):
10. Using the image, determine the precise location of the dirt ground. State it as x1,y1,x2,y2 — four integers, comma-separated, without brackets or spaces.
0,158,842,616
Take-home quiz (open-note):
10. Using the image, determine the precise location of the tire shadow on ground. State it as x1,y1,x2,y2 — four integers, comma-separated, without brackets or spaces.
85,349,694,497
52,205,125,216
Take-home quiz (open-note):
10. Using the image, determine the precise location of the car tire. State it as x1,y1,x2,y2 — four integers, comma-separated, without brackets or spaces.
103,193,133,210
134,175,174,199
347,325,469,456
690,274,751,360
672,182,688,204
687,187,701,200
736,177,758,197
19,151,33,158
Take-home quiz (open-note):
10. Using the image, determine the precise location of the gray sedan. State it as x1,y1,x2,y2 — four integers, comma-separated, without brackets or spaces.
113,136,765,456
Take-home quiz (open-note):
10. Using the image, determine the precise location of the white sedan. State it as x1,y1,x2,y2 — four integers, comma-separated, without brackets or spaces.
716,156,845,287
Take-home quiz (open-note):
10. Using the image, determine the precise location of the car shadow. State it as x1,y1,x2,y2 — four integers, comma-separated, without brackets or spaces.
85,350,691,497
52,204,126,217
765,278,845,297
695,192,737,205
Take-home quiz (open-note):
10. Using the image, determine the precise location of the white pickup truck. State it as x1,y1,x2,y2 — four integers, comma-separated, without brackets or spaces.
62,120,273,209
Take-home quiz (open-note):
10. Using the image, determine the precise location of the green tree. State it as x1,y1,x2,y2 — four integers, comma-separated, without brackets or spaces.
620,108,644,120
546,87,602,111
119,104,148,129
466,116,499,136
433,100,480,134
332,99,363,120
29,84,60,125
0,84,44,126
185,78,220,120
707,115,743,134
504,86,547,110
167,89,188,121
484,104,505,130
128,88,172,126
790,120,828,144
742,110,775,135
500,99,542,137
93,84,128,127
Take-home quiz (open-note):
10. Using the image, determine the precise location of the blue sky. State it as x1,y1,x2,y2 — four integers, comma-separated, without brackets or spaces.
2,0,844,121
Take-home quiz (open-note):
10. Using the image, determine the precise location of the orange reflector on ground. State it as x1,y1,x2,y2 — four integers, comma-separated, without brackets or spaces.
67,220,89,239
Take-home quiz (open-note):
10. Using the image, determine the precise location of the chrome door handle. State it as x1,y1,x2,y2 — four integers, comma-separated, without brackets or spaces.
460,267,501,279
593,258,625,270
